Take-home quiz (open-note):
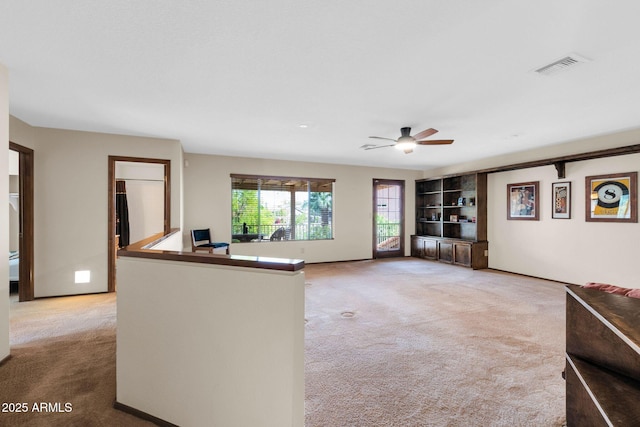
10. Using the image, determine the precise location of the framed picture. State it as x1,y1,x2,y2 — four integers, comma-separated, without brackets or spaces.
585,172,637,222
507,181,539,220
552,182,571,219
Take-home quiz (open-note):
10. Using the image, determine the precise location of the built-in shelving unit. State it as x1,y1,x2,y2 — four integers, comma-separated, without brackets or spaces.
412,173,488,269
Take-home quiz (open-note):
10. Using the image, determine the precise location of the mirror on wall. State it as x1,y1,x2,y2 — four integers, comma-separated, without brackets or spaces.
114,161,165,248
8,149,19,295
108,156,170,293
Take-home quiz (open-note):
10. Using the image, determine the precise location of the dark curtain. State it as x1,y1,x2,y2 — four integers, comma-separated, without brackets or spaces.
116,180,130,248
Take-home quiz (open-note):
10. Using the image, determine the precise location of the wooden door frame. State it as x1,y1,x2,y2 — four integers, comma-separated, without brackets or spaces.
9,142,35,302
372,179,405,259
108,156,171,293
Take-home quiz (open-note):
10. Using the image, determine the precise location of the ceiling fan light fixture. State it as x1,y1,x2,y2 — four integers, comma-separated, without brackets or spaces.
366,126,451,153
395,136,416,151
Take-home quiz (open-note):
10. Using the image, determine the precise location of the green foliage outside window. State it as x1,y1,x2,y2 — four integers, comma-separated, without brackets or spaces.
231,190,275,234
375,213,400,236
231,175,334,241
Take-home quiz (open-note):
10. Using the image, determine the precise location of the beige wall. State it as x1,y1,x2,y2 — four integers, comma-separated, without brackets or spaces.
9,118,184,297
117,256,305,426
183,153,423,263
8,116,36,150
1,62,9,360
426,128,640,288
8,105,640,299
488,154,640,288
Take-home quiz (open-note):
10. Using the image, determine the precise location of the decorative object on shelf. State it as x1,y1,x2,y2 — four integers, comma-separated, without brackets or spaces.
507,181,539,220
552,182,571,219
450,214,458,222
585,172,637,223
457,197,466,206
469,197,475,206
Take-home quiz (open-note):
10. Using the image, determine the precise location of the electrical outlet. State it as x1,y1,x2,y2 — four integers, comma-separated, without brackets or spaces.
300,247,305,254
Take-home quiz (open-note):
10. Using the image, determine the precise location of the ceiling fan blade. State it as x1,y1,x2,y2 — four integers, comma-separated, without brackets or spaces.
364,144,395,150
369,136,397,142
412,128,438,140
416,139,454,145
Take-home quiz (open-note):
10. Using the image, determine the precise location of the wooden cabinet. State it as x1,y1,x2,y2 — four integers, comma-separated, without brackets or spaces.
453,241,471,267
411,235,438,260
438,240,453,263
413,173,488,269
411,236,488,269
565,285,640,425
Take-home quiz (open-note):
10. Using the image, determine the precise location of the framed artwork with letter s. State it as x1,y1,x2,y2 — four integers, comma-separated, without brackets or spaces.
585,172,637,223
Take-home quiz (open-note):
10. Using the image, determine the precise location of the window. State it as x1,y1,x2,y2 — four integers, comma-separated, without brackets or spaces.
231,174,334,241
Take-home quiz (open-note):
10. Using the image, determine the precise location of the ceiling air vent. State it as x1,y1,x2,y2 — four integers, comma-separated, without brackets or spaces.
534,53,590,76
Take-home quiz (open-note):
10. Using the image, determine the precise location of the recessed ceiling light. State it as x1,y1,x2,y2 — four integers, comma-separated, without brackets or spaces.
298,124,309,129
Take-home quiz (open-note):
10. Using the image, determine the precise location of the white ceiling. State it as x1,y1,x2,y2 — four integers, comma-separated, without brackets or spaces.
2,0,640,170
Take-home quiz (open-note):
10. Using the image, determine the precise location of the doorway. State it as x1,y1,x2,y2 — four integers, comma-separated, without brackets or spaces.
372,179,405,259
8,142,34,302
107,156,171,293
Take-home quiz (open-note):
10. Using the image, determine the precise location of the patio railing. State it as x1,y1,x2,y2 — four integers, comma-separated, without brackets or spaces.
232,223,331,241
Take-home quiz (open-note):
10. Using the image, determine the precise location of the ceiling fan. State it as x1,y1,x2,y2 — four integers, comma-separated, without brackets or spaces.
362,127,454,154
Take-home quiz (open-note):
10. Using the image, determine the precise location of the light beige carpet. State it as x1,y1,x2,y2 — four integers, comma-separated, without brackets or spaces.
304,259,566,426
1,258,567,426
